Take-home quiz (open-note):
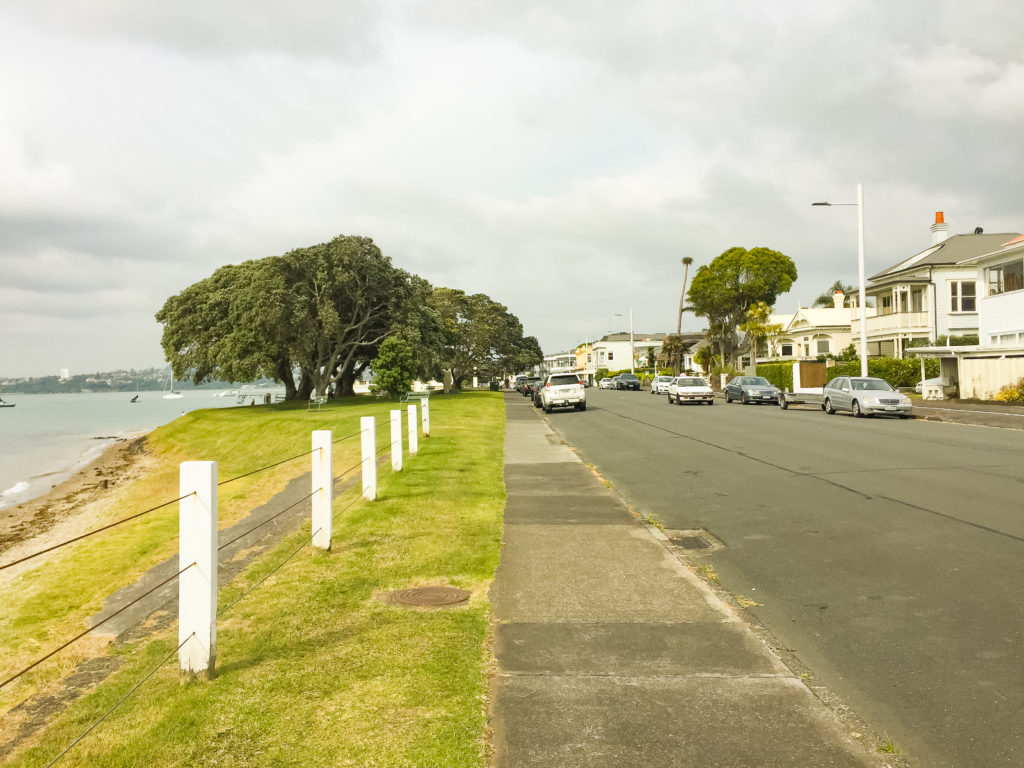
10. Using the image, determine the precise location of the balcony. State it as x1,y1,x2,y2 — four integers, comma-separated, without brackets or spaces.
852,310,930,335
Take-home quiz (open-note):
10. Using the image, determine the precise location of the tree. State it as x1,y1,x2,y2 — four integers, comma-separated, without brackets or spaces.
370,337,416,398
676,257,694,333
687,246,797,369
431,288,537,392
813,280,855,307
659,334,688,375
739,301,783,365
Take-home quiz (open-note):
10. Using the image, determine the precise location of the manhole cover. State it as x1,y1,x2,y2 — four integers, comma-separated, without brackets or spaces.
383,585,470,608
663,528,724,556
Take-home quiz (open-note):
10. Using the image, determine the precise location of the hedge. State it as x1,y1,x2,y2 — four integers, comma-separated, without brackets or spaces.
757,358,939,389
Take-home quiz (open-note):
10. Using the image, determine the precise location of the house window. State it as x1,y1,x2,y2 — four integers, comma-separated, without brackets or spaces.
880,295,893,314
607,351,614,361
780,343,793,356
950,281,976,312
816,339,830,355
989,260,1024,295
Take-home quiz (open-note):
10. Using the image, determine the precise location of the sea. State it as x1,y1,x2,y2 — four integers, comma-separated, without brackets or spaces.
0,388,283,511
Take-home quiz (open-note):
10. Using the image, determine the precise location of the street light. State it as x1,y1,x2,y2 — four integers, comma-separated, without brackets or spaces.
813,183,868,377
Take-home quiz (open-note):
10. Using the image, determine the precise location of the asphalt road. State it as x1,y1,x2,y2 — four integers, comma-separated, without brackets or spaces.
540,388,1024,768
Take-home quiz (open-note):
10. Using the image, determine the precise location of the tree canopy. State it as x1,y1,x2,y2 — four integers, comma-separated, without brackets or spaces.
157,235,535,399
687,246,797,368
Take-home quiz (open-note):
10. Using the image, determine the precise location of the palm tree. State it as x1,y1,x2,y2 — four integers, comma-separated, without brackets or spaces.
677,257,694,334
814,280,855,308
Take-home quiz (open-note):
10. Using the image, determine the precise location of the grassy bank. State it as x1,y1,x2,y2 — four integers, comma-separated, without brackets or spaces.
2,392,506,767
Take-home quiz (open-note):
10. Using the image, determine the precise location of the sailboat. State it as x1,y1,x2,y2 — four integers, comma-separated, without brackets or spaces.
162,370,184,400
0,397,14,408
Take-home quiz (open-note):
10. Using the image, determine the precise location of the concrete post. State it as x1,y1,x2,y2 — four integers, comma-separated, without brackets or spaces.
390,410,402,472
178,461,217,681
361,416,376,501
312,430,332,551
422,398,430,437
407,404,418,456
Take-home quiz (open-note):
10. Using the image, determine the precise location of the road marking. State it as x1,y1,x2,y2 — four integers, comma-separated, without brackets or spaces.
914,406,1024,417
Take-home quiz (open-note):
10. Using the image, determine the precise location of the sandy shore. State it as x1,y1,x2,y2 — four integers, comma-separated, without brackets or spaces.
0,436,150,570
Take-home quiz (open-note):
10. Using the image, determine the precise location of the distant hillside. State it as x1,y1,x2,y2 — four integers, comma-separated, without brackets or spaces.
0,367,276,394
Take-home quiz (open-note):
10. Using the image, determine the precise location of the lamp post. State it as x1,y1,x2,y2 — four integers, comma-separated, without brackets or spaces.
629,307,635,375
813,183,868,377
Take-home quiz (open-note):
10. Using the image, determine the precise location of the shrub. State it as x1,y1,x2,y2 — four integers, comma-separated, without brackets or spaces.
993,378,1024,402
757,362,794,391
827,357,939,387
370,338,415,398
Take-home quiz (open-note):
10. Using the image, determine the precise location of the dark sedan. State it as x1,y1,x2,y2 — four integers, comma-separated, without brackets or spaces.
523,377,544,398
614,373,641,391
724,376,780,404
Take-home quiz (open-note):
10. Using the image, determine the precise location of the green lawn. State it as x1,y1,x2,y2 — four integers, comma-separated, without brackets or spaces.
3,392,506,767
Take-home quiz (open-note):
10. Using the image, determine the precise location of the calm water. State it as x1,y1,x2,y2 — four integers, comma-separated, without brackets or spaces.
0,389,282,511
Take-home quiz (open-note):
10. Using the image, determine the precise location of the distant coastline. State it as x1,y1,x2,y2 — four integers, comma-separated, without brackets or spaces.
0,366,278,395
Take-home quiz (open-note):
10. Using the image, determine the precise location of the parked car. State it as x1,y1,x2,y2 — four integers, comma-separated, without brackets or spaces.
514,375,528,393
724,376,781,404
532,384,545,408
667,376,714,405
540,373,587,413
522,377,543,398
614,373,641,391
598,377,614,390
650,375,674,395
823,376,912,418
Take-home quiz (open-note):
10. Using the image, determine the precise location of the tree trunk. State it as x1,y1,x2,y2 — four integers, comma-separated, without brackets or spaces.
277,360,298,401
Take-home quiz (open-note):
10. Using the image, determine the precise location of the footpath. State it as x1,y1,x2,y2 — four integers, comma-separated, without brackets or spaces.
489,392,903,768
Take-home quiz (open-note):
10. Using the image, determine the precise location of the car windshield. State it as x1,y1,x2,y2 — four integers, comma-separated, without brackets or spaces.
620,374,638,380
677,378,705,387
852,378,894,391
739,377,771,386
549,375,579,386
656,376,673,382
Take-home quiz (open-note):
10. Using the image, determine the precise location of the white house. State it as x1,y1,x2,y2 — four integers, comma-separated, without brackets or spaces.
855,212,1021,358
770,292,862,360
592,332,668,371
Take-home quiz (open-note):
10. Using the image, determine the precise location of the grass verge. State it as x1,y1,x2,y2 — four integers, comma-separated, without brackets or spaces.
3,392,506,767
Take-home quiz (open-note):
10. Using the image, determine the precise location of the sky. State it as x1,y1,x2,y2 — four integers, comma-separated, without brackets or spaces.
2,1,1022,378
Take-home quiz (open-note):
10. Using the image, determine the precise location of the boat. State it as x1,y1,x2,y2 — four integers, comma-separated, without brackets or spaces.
162,370,184,400
0,397,14,408
130,394,139,403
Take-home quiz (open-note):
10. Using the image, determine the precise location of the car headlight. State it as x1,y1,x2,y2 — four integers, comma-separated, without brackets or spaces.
863,397,878,405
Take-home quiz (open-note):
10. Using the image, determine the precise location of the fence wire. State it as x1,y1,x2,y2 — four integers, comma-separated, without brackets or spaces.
44,633,196,768
0,562,196,692
217,490,318,554
217,528,322,617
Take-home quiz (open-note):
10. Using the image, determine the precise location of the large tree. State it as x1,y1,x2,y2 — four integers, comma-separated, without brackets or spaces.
687,246,797,369
157,235,434,399
431,288,538,391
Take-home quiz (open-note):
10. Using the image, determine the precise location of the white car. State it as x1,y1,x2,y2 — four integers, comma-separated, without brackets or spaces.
598,378,614,390
667,376,715,405
540,373,587,412
650,375,674,394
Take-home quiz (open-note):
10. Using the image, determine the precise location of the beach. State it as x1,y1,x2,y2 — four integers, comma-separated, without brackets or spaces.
0,435,150,571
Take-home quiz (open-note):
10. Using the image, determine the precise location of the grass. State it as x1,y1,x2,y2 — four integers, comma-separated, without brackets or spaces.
2,392,506,767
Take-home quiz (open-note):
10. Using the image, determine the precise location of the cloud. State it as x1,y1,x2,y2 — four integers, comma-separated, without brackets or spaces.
1,1,1022,376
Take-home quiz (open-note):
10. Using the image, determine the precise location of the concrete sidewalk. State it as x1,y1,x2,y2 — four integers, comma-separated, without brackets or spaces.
490,393,903,767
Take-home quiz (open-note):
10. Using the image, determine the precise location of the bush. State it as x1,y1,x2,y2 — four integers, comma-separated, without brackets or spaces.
993,378,1024,402
827,357,939,387
757,362,794,392
370,338,415,398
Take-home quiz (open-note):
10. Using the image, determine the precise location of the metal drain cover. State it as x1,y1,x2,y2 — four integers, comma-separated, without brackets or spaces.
384,585,470,608
677,535,711,550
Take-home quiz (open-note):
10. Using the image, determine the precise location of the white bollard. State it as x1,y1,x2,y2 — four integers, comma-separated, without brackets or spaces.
312,430,332,551
178,461,217,681
407,404,418,456
361,416,376,501
390,410,402,472
421,399,430,437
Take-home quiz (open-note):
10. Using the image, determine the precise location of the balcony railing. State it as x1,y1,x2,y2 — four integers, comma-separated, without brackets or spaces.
851,310,930,334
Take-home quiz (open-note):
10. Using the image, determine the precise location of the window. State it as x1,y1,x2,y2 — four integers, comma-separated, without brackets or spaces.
880,295,893,314
780,343,793,356
950,281,976,312
607,351,614,360
816,339,830,355
989,260,1024,295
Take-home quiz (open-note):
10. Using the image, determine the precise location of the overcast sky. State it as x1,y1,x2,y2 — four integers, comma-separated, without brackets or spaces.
2,1,1022,378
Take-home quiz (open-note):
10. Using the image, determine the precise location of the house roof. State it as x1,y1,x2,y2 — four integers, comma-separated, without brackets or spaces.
870,232,1021,281
598,332,670,343
957,233,1024,266
786,306,855,330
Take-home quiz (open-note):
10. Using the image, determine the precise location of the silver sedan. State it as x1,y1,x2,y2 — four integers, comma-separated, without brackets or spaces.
823,376,912,418
724,376,781,405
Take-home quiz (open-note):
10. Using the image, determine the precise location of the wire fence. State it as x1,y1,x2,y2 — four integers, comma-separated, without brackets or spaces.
3,405,427,765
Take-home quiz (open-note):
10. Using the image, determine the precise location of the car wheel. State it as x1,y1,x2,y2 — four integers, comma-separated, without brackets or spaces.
778,395,788,410
544,404,552,414
740,392,747,405
852,400,863,418
824,398,834,415
579,402,586,411
707,399,713,405
899,415,909,419
725,392,732,403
